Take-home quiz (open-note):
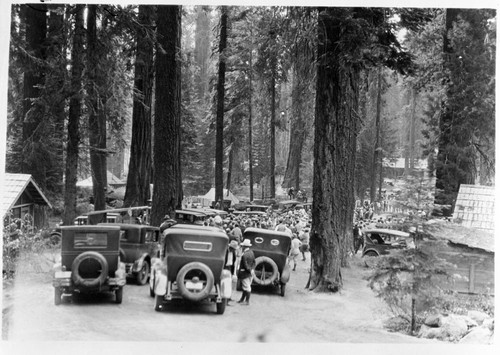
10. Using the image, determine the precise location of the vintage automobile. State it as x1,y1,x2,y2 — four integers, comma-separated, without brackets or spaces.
98,223,161,285
184,208,229,219
362,228,412,257
246,205,270,213
277,200,301,213
241,227,292,296
232,210,267,218
174,209,208,225
150,225,231,314
52,225,126,305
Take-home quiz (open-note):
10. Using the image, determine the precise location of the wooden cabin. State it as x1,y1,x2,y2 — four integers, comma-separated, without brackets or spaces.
1,173,52,233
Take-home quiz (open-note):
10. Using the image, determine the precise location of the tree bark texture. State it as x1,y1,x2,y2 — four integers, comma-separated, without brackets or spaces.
86,5,107,215
282,41,315,191
151,5,182,226
21,4,47,186
269,68,276,198
47,4,66,195
124,5,154,208
215,6,228,207
370,66,382,203
309,8,358,292
63,5,84,225
434,8,476,215
248,25,254,202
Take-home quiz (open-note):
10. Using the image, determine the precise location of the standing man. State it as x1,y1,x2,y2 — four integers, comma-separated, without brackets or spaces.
237,239,255,305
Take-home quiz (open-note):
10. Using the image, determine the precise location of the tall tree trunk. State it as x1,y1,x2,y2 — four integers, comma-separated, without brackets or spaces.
269,70,276,198
215,6,228,208
370,66,382,203
63,4,84,225
434,8,475,216
309,8,358,292
226,141,233,193
47,4,66,195
22,4,47,187
248,25,254,202
194,6,210,104
282,42,314,191
151,5,182,226
124,5,154,207
86,5,107,215
409,87,417,171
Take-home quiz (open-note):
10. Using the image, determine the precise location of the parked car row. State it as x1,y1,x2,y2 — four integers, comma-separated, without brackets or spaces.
52,210,293,315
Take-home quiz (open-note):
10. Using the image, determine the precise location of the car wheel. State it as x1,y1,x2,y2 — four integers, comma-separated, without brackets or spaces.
363,250,379,268
54,288,62,306
176,262,214,302
136,261,150,285
50,232,61,245
71,251,109,288
154,295,163,312
253,256,279,286
115,287,123,304
280,283,286,297
216,299,226,315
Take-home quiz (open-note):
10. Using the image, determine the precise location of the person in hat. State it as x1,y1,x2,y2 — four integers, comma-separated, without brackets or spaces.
237,239,255,305
159,215,176,233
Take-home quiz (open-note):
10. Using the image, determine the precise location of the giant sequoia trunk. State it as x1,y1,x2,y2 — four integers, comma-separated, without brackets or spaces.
86,5,107,214
124,5,154,207
63,5,84,225
151,5,182,226
309,8,358,292
215,6,228,207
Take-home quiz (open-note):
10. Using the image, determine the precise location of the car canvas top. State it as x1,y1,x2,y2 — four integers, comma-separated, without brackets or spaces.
363,229,410,238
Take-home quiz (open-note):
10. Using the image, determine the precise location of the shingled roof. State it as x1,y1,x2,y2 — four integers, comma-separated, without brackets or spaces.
0,173,52,218
452,184,495,231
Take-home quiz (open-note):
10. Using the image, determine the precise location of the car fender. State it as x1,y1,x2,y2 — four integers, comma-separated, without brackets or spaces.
280,263,291,283
154,271,167,296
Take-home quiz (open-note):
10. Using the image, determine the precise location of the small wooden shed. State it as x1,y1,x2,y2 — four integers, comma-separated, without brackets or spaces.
423,221,494,295
1,173,52,232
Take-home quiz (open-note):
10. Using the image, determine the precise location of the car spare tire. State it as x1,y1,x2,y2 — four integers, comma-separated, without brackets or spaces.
71,251,109,288
176,262,214,302
253,256,279,286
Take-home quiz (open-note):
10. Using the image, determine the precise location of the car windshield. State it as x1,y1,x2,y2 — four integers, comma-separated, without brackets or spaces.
74,232,108,248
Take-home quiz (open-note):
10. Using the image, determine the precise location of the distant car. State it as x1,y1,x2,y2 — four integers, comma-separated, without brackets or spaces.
150,224,231,314
361,228,412,257
99,223,161,285
174,209,208,225
241,227,292,296
277,200,301,213
52,225,126,305
246,205,270,213
232,211,267,218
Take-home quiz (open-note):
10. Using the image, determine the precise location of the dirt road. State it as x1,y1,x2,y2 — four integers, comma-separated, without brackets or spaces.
2,248,439,345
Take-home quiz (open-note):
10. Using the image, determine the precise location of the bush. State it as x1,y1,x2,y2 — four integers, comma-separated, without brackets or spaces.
3,211,53,280
367,239,453,335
